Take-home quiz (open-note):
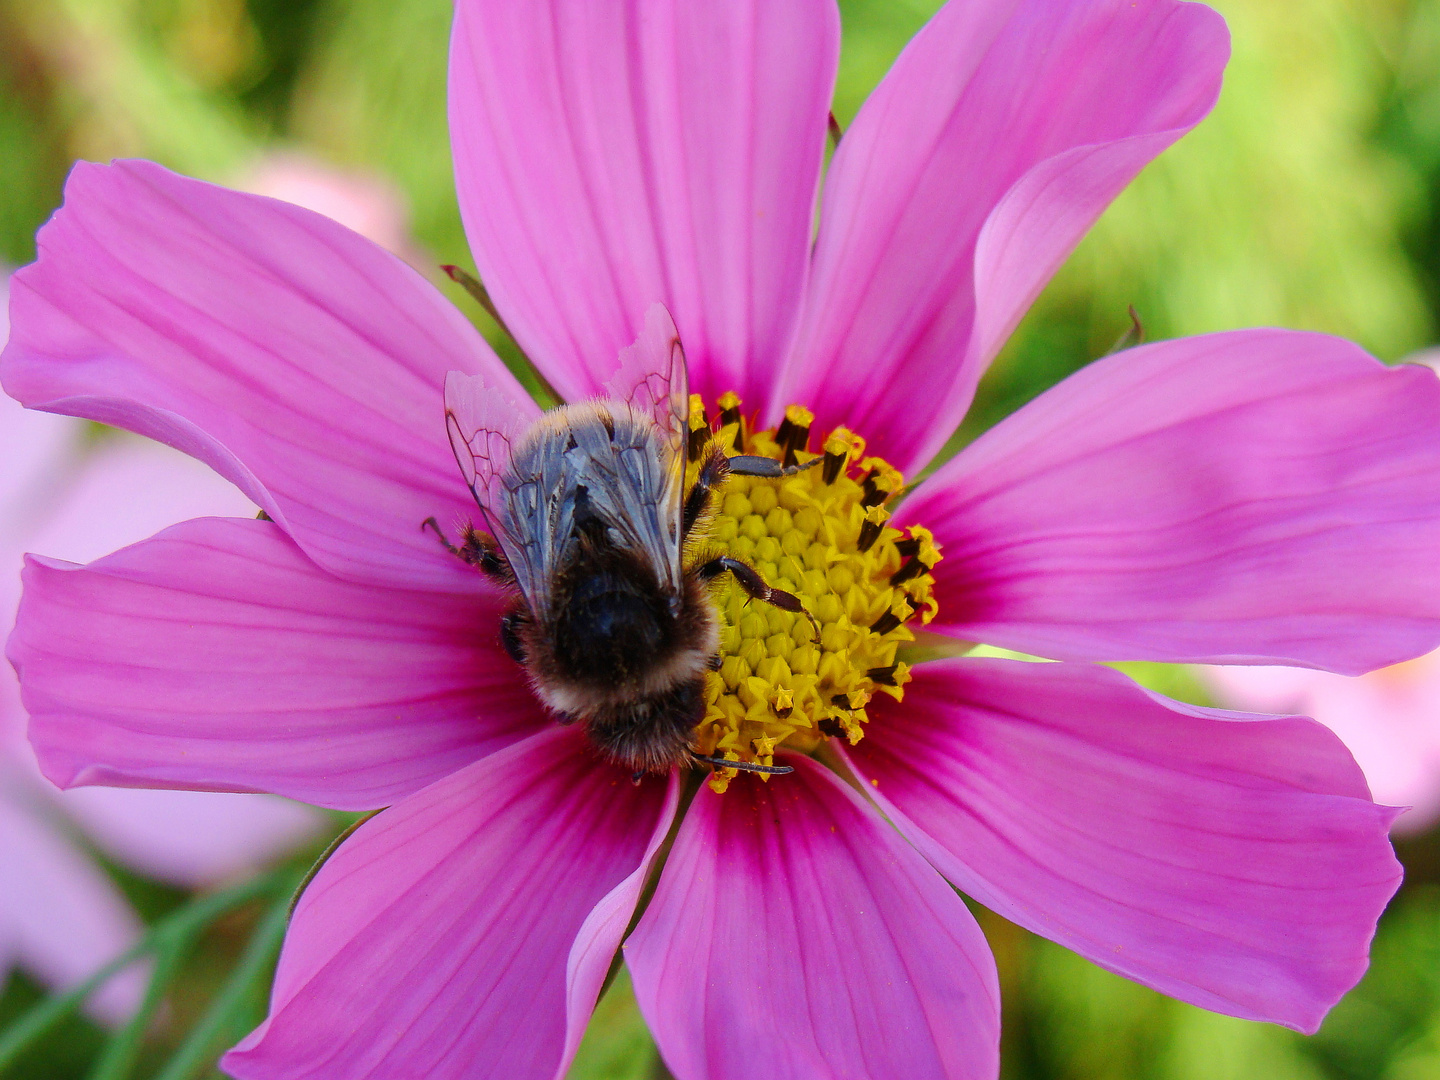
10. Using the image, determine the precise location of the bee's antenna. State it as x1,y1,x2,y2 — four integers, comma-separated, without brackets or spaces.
690,753,794,776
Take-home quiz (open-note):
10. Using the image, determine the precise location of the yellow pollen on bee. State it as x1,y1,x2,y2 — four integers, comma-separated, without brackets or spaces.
685,395,941,793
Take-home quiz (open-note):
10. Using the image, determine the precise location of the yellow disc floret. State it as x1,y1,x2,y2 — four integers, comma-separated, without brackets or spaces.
684,394,941,792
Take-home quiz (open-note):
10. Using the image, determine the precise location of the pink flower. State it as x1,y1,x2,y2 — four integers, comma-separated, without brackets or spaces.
5,1,1440,1076
235,153,427,270
1204,654,1440,834
0,276,323,1022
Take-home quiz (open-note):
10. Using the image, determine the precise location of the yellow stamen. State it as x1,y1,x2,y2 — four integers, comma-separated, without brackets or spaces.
688,396,942,792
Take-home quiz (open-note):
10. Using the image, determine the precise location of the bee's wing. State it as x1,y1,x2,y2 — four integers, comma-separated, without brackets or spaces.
604,303,690,452
603,303,689,578
443,368,529,545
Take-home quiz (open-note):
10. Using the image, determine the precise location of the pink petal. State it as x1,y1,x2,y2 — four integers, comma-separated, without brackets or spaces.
1204,653,1440,833
223,728,677,1080
776,0,1228,474
625,756,1000,1080
843,658,1401,1033
1,423,258,761
448,0,838,409
906,330,1440,673
236,152,424,268
11,516,543,811
0,159,536,594
0,790,147,1025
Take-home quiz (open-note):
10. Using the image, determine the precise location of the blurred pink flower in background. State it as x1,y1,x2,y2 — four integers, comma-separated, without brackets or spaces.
236,153,427,270
0,274,324,1022
1205,655,1440,833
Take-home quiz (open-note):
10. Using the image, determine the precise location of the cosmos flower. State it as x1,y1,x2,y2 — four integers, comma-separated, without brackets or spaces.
5,1,1440,1077
0,278,322,1023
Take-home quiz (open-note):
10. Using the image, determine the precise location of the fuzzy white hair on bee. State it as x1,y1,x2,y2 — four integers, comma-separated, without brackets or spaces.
435,303,809,779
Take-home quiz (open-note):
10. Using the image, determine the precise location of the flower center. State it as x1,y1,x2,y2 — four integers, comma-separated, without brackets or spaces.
687,394,941,793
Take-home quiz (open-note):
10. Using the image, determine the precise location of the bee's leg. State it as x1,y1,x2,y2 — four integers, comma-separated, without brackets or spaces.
696,556,820,637
460,524,512,580
689,752,794,776
683,443,730,540
725,455,821,479
422,516,463,556
422,517,510,582
500,610,527,664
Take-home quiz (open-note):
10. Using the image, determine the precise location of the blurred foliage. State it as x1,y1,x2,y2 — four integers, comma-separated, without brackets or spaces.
3,0,1440,1077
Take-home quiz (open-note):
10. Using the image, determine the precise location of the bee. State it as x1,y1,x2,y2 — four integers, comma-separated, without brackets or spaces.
428,304,815,778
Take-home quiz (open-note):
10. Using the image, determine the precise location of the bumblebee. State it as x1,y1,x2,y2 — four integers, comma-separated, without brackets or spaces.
431,305,812,777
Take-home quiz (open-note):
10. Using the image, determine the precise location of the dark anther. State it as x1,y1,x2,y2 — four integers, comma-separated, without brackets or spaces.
817,717,847,738
687,425,710,462
774,417,812,470
890,557,929,587
866,664,900,686
774,414,796,450
857,518,884,553
870,611,903,636
784,429,811,470
691,753,794,776
830,693,859,709
822,450,846,486
894,537,921,558
718,400,744,449
860,476,888,508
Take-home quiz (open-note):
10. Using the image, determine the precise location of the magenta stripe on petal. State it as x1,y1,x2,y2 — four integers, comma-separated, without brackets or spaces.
448,0,839,411
843,659,1401,1033
777,0,1227,474
11,517,541,811
906,330,1440,673
0,159,535,594
626,756,1000,1080
223,728,676,1080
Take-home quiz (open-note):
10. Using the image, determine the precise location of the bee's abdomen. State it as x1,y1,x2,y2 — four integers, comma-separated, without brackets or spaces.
552,570,669,683
584,678,706,774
